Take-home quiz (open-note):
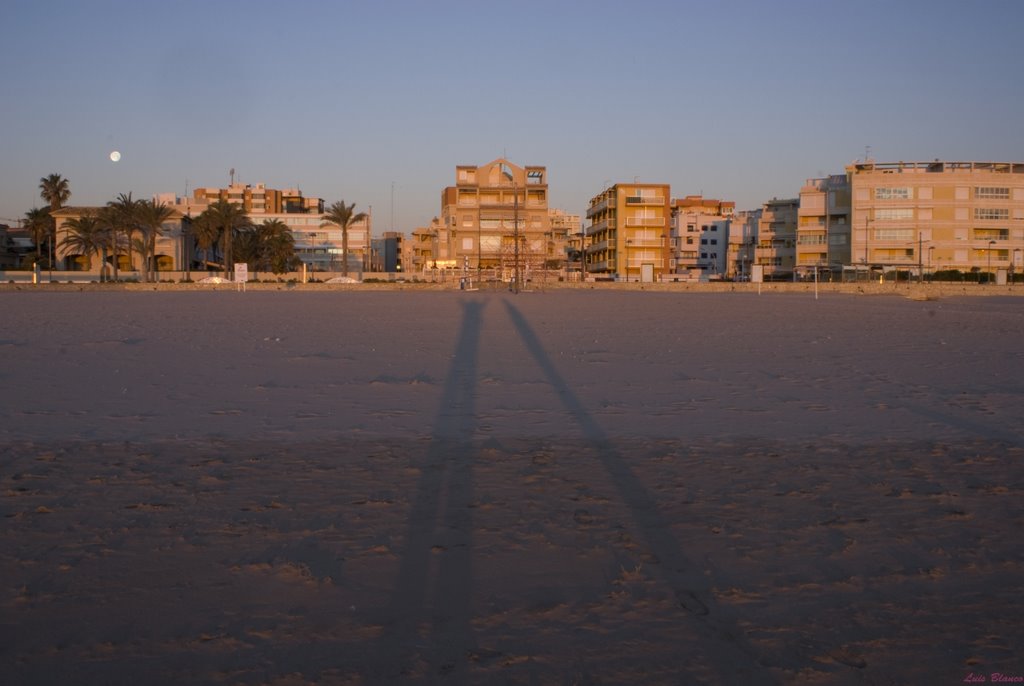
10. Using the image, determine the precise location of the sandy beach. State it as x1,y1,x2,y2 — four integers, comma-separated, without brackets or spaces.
2,290,1022,684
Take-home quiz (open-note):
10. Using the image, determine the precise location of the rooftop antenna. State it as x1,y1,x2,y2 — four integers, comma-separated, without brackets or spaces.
864,145,872,162
230,168,235,186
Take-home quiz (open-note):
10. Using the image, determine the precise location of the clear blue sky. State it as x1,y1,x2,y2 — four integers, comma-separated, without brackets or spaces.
3,0,1022,231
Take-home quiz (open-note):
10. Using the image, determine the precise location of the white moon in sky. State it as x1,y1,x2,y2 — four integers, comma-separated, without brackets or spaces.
109,151,121,162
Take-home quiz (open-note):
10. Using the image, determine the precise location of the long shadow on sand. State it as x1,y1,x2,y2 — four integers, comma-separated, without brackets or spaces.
376,299,484,682
502,299,778,684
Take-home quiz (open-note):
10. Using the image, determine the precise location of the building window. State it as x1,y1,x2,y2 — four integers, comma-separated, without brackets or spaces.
873,228,914,241
875,187,912,200
875,208,914,221
700,238,708,245
976,187,1010,199
710,239,718,245
974,208,1009,221
973,228,1010,240
686,237,694,245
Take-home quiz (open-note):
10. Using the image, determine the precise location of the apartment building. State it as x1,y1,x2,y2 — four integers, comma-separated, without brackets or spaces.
847,161,1024,277
189,183,324,215
159,185,369,273
370,232,404,273
439,158,550,278
549,208,581,271
670,195,734,279
797,175,851,276
755,198,799,279
585,183,671,281
726,209,760,279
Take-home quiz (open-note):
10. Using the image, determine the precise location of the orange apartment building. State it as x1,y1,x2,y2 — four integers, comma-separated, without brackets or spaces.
585,183,671,281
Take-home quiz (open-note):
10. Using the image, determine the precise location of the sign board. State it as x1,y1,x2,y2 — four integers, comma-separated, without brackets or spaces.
640,263,655,283
235,263,249,283
751,265,764,283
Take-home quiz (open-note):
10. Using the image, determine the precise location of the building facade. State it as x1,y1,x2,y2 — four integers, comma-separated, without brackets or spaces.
670,196,735,279
585,183,671,281
438,158,551,279
548,208,581,272
51,206,188,273
159,185,370,274
190,183,324,215
797,175,851,276
847,161,1024,278
726,209,760,280
755,198,799,279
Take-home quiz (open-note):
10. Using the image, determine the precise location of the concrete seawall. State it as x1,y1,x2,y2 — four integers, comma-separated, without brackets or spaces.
1,280,1022,298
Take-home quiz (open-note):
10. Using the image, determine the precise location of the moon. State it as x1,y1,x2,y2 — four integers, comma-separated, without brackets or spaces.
109,151,121,162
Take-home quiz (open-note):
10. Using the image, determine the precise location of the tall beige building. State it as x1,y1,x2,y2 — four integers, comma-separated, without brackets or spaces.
439,158,550,278
847,161,1024,277
585,183,671,281
755,198,799,279
797,175,851,275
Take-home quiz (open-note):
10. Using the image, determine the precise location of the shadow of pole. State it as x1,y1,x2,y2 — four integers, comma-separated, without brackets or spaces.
502,299,778,684
375,299,483,683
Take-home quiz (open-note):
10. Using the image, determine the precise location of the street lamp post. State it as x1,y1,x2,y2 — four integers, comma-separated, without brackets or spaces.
514,180,520,293
987,240,996,284
625,238,633,283
862,215,871,281
579,226,586,282
500,163,520,293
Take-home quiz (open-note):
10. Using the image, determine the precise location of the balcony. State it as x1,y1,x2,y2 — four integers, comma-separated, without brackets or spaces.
586,197,615,217
586,219,613,236
625,195,665,206
624,217,665,228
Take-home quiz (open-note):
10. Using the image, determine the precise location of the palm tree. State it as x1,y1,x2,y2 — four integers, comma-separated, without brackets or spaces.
23,207,51,266
39,173,71,211
39,174,70,271
231,226,261,275
135,200,174,282
322,200,367,277
198,200,250,279
60,213,109,277
96,206,125,281
107,192,142,275
190,213,220,272
258,219,298,275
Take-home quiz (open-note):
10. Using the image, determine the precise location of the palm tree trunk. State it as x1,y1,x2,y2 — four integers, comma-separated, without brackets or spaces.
342,227,349,277
111,230,119,281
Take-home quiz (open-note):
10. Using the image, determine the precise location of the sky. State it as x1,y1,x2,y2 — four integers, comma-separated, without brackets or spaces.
3,0,1023,232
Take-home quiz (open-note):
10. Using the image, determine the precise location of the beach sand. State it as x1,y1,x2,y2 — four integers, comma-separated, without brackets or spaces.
1,290,1022,684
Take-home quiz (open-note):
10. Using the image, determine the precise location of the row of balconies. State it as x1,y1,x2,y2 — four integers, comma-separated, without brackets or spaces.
586,197,616,217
